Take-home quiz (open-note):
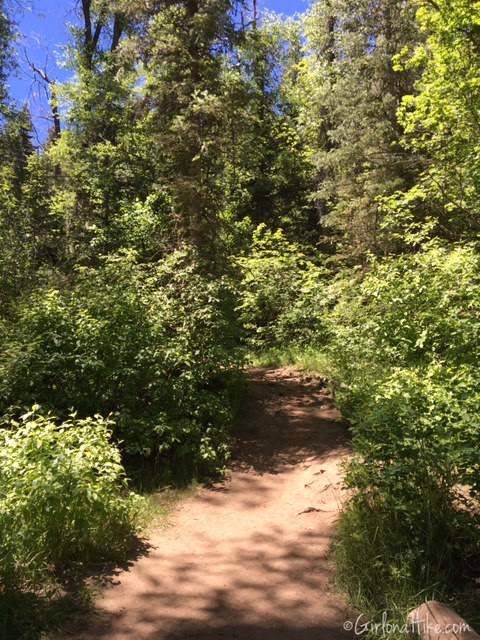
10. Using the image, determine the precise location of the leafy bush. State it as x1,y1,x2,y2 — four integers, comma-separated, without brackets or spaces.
0,409,140,592
237,224,329,351
329,243,480,609
0,251,242,480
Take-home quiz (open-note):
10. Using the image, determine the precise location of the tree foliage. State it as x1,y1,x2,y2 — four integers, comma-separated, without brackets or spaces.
237,224,328,350
0,0,13,114
296,0,422,258
384,0,480,244
0,251,241,476
330,243,480,609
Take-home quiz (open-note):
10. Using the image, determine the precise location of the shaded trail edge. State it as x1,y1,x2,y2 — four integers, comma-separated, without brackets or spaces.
69,367,355,640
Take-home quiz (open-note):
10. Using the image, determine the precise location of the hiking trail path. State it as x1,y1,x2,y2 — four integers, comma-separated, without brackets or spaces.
71,367,355,640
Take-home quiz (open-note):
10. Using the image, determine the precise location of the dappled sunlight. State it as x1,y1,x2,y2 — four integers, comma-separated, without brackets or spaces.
72,369,353,640
232,368,348,475
85,526,351,640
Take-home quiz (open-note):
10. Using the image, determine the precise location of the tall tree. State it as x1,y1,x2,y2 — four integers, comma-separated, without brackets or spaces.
297,0,422,261
0,2,34,301
0,0,13,116
142,0,244,260
48,0,149,263
49,1,248,266
0,108,38,301
218,14,316,247
385,0,480,244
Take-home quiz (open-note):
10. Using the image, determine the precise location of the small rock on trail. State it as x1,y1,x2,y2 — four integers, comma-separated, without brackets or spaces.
70,367,355,640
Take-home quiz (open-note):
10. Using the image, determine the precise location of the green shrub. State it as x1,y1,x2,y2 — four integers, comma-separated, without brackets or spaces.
0,409,140,591
330,243,480,378
237,224,329,351
0,250,242,480
329,243,480,610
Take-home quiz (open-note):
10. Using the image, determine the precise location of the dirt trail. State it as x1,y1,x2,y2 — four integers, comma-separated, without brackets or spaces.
72,368,355,640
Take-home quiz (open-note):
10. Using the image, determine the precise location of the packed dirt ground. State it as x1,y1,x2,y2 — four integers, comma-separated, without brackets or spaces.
70,368,355,640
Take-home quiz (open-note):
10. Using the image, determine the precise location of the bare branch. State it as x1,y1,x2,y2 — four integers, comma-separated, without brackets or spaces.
24,50,61,140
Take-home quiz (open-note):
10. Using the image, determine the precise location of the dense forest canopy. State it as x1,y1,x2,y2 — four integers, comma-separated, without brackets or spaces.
1,0,480,637
3,0,477,272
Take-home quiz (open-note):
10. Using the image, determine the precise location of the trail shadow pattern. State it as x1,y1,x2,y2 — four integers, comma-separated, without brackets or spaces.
71,367,354,640
233,368,349,474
